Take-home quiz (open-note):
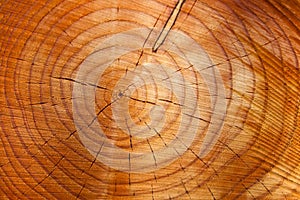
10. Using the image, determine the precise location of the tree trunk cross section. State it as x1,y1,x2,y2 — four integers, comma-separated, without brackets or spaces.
0,0,299,199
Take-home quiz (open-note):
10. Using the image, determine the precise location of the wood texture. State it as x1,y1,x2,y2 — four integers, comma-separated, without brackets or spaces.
1,0,300,199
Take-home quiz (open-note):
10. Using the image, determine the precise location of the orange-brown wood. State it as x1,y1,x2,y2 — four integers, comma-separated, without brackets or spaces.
1,0,300,199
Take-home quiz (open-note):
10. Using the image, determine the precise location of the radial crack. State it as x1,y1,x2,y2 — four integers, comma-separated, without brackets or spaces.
183,113,210,123
152,0,186,52
158,98,182,106
206,184,216,200
128,96,156,105
147,139,157,167
51,76,108,90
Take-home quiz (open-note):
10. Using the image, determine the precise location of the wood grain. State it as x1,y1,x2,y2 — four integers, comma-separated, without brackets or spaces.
0,0,300,199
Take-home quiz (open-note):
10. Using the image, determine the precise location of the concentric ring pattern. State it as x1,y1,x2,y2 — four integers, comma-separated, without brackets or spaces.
0,0,300,199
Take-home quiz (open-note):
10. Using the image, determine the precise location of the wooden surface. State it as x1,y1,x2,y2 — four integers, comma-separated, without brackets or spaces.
1,0,300,199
